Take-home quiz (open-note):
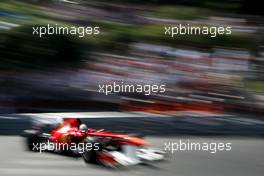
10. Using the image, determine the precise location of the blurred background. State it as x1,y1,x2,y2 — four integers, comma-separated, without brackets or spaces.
1,0,264,135
0,0,264,115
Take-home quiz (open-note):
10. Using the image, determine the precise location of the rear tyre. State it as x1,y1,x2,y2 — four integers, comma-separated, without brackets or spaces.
24,131,41,151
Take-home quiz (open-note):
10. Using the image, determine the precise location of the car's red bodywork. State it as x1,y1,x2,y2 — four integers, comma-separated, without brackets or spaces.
50,118,147,147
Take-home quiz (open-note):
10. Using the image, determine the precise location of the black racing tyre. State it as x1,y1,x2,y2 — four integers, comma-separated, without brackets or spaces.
82,141,102,164
83,147,96,163
26,133,41,151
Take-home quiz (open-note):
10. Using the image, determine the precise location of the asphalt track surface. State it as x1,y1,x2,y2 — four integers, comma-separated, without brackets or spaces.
0,136,264,176
0,112,264,176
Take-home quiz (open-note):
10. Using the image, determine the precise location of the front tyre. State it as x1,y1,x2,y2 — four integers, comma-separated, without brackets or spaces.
83,147,97,163
82,138,101,164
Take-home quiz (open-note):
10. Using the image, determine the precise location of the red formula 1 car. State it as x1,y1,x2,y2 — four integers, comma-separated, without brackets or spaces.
23,118,165,168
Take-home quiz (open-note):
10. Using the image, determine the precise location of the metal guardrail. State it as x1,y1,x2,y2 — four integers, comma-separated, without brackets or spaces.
0,112,264,136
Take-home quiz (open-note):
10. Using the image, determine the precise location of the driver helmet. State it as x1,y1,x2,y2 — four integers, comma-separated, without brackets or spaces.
79,124,88,132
